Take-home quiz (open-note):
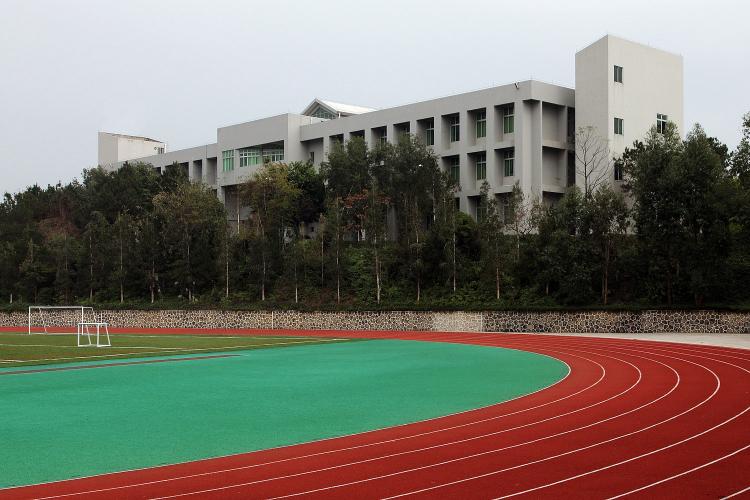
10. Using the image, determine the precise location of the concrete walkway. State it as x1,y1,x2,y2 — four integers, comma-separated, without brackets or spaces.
536,332,750,350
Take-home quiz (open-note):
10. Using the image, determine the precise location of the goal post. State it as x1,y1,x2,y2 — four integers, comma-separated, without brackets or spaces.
28,306,95,335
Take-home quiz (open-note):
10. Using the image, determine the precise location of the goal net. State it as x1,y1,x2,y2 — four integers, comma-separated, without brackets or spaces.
28,306,96,335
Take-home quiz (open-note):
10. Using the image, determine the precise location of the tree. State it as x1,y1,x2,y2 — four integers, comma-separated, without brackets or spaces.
622,123,684,304
575,126,612,198
505,182,535,262
154,182,226,301
477,181,505,300
582,186,629,304
320,137,371,199
240,163,300,301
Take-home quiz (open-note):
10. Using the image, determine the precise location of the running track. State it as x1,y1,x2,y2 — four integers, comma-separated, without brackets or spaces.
2,331,749,499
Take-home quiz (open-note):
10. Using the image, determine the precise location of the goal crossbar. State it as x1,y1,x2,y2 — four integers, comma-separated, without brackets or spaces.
28,306,95,335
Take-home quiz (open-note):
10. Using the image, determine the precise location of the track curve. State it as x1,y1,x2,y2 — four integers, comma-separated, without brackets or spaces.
2,331,749,499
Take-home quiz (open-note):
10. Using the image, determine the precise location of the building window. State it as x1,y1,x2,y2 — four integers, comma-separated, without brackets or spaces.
501,196,513,225
503,104,515,134
614,65,623,83
503,149,515,177
309,151,315,164
614,117,624,135
449,156,460,183
477,202,486,222
449,115,460,142
475,152,486,180
657,113,668,134
262,146,284,163
475,110,486,138
222,150,234,171
311,107,336,120
425,118,434,146
239,147,261,167
614,161,624,181
155,147,164,154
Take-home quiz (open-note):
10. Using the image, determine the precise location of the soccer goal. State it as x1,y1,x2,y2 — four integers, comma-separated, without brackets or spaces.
28,306,96,335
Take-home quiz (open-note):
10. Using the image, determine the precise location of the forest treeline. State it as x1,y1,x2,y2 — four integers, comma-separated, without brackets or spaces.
1,113,749,310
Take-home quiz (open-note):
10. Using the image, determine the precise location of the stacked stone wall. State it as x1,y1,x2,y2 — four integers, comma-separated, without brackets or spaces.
2,309,749,334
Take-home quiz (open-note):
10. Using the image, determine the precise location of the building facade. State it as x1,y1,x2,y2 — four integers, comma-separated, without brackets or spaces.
100,35,683,221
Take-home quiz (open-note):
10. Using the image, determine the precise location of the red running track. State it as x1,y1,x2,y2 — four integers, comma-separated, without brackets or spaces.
2,331,749,499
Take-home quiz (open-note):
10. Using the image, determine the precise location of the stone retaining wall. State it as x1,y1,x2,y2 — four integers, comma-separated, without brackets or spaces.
3,309,750,334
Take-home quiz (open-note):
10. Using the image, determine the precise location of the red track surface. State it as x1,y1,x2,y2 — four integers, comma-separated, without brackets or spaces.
2,331,749,499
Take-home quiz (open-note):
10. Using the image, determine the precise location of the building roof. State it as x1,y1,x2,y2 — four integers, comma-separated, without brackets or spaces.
100,131,164,143
301,98,376,118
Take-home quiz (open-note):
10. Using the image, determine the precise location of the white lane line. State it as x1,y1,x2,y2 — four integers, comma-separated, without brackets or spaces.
154,347,661,499
257,343,707,500
23,341,582,498
0,339,349,365
723,484,750,499
607,443,750,499
0,344,188,350
258,347,677,500
372,345,723,499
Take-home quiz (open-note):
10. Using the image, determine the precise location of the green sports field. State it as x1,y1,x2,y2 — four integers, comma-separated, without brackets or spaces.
0,334,567,488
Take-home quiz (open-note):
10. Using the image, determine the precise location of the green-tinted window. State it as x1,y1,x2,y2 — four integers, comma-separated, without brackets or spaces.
222,150,234,171
449,115,460,142
503,149,514,177
476,110,486,138
239,147,261,167
475,152,486,180
449,157,460,183
614,117,624,135
262,147,284,163
425,118,434,146
503,104,515,134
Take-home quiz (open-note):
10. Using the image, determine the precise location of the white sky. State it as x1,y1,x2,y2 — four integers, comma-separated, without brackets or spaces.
1,0,748,194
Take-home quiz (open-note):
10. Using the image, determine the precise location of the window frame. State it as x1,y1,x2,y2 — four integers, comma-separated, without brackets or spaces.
503,104,515,134
425,118,435,146
239,147,261,167
614,161,624,182
222,150,234,172
449,115,460,142
657,113,668,134
475,152,486,180
614,117,624,135
449,156,460,183
475,110,486,139
503,149,515,177
614,65,623,83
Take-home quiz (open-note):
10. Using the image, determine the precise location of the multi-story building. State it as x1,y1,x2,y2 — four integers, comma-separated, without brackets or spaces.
99,35,683,221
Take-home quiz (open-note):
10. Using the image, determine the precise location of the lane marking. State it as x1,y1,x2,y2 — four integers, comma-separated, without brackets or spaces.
11,340,580,497
0,339,350,366
377,346,728,499
607,443,750,499
0,354,241,375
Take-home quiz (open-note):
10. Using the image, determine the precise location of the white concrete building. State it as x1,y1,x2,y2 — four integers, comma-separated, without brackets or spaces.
98,132,166,167
100,35,683,221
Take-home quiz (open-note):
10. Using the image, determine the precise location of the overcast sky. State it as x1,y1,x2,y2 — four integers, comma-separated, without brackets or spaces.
1,0,748,195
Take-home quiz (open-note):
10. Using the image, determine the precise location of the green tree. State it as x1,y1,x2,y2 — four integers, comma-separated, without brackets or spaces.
154,182,226,301
477,181,506,300
582,186,629,305
240,163,300,301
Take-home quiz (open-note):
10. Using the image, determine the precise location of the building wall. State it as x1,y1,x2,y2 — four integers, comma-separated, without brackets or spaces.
575,35,684,187
99,35,683,219
98,132,166,169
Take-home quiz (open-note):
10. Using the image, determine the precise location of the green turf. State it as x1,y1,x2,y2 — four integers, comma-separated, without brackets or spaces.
0,332,354,367
0,339,567,488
